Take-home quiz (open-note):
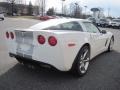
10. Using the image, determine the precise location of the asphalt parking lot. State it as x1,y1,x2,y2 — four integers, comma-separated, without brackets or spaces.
0,18,120,90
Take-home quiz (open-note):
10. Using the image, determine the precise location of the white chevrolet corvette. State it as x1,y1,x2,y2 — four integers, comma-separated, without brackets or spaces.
5,19,114,76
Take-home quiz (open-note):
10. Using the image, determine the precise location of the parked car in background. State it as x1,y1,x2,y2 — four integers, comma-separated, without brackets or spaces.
87,17,96,24
39,16,55,21
109,19,120,29
6,19,114,77
0,13,4,20
97,19,109,27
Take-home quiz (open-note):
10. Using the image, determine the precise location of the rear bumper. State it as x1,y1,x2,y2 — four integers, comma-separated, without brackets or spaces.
9,52,70,71
9,53,59,70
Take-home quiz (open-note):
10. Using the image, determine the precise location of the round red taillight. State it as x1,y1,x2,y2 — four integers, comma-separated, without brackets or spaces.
48,36,57,46
10,32,14,39
6,32,9,39
38,35,46,44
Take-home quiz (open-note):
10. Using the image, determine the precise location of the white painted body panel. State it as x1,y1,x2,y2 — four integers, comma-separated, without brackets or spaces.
6,19,113,71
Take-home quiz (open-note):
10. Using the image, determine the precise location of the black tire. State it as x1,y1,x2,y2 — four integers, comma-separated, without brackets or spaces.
72,46,90,77
108,37,114,52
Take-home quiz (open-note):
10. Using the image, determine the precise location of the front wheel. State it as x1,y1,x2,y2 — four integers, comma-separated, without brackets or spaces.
73,46,90,77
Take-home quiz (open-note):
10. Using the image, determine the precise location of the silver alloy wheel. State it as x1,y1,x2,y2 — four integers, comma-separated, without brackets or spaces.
110,38,114,51
79,49,90,74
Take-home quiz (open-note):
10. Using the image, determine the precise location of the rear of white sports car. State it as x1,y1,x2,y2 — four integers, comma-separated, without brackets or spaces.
5,28,87,72
6,29,64,71
5,19,114,77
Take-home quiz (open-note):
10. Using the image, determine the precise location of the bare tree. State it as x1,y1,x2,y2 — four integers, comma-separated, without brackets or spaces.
63,5,68,15
7,0,15,16
35,0,46,16
46,7,55,16
15,0,23,4
33,3,39,15
69,2,82,18
61,0,65,15
84,6,87,18
28,1,33,15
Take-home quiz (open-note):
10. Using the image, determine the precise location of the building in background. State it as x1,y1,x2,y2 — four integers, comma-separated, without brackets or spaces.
91,7,105,19
0,1,39,16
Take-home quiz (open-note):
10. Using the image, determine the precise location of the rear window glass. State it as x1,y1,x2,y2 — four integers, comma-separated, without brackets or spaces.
44,21,83,31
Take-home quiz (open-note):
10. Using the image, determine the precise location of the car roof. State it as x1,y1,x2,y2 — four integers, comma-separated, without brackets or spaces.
30,19,90,30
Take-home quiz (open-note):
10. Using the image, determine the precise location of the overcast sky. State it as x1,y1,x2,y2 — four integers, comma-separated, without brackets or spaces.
28,0,120,17
0,0,120,17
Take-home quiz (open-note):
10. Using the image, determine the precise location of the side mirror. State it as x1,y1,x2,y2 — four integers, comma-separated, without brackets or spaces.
101,30,107,34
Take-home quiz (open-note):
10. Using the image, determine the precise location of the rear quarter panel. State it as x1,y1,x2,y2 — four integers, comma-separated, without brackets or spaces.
57,31,90,70
31,31,66,70
5,29,91,71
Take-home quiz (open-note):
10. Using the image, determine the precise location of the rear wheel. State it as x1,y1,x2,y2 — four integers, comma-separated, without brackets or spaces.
72,46,90,77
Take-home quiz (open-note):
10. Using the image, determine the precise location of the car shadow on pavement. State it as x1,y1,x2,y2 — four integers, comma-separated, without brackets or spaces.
0,51,120,90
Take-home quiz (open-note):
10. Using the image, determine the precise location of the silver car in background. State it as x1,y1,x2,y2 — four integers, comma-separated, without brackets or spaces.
109,19,120,28
0,13,4,20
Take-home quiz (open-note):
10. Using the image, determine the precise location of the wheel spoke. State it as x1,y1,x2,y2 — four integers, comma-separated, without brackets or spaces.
82,50,88,60
78,47,90,74
83,58,89,62
81,66,86,72
80,61,83,64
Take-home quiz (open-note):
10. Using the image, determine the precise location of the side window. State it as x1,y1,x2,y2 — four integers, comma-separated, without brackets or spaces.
61,21,83,31
83,22,100,33
44,21,83,31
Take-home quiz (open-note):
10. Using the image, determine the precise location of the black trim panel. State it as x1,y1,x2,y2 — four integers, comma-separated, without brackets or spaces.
9,53,58,71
